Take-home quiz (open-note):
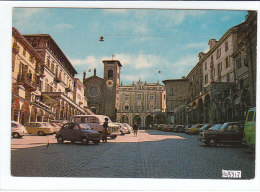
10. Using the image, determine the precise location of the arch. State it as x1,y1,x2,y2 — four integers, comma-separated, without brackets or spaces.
108,70,114,78
20,103,30,125
133,115,142,126
30,106,37,122
154,114,166,124
39,39,46,48
145,115,153,128
32,38,39,47
120,115,129,123
204,94,211,123
197,99,204,123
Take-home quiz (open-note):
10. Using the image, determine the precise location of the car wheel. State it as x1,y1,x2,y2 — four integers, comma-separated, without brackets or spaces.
93,140,100,145
110,135,117,139
38,131,45,136
81,137,89,145
208,138,217,146
12,132,20,138
57,136,64,144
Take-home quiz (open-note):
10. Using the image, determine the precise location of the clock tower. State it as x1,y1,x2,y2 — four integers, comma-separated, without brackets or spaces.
103,60,122,121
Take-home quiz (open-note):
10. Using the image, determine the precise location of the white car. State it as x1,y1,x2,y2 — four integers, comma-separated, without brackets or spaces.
116,123,130,135
11,121,27,138
122,123,133,133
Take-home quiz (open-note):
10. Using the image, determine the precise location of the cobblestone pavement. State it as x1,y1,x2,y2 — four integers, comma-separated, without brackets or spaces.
11,130,255,179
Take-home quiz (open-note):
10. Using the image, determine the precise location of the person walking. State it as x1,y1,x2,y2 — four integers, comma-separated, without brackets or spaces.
102,118,109,142
133,121,138,137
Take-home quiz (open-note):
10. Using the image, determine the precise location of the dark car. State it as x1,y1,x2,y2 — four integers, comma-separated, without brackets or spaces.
183,124,193,132
173,125,185,132
56,122,101,145
198,122,244,146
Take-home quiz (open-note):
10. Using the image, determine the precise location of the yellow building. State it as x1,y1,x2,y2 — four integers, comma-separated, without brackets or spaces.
117,80,166,128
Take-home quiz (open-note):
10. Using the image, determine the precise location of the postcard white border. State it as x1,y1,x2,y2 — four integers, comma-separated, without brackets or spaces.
0,1,259,191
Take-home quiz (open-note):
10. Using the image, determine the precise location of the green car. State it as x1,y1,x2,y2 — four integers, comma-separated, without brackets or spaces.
244,107,256,150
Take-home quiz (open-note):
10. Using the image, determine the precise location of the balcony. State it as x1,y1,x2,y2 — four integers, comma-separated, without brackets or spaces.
12,43,20,54
54,73,62,83
17,73,37,92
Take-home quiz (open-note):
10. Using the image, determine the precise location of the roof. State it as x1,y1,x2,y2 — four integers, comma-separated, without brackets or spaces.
23,34,77,75
162,78,189,85
102,60,122,67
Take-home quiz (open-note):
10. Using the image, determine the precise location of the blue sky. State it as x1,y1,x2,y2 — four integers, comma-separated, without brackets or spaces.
12,8,248,85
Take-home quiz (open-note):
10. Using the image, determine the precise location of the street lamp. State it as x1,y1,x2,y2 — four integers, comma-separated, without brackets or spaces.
185,106,189,124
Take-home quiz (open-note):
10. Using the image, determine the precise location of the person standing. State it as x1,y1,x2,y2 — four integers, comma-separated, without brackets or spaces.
102,118,109,142
133,121,138,137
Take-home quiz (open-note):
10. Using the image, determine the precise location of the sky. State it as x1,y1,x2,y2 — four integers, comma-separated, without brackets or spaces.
12,8,248,85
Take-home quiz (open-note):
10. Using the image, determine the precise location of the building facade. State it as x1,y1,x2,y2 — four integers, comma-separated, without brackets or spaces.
83,60,122,121
117,80,166,127
168,11,257,125
162,78,190,124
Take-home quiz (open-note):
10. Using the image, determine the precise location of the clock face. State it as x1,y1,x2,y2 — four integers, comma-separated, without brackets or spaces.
106,80,114,87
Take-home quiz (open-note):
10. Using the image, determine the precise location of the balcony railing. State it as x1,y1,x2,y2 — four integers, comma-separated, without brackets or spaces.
17,73,37,92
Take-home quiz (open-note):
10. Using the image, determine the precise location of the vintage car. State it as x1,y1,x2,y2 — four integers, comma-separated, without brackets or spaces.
56,122,101,145
122,123,132,133
115,123,130,135
24,122,54,136
173,125,185,132
71,115,120,139
11,121,27,138
186,124,205,134
198,122,244,146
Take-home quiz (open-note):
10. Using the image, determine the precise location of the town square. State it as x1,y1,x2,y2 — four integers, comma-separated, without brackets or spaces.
0,2,259,191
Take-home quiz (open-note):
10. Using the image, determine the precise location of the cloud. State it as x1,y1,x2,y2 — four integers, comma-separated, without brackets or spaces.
169,55,198,76
13,8,44,26
186,42,208,49
52,23,72,30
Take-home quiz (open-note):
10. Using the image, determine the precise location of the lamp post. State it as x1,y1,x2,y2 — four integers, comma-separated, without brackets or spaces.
185,106,189,124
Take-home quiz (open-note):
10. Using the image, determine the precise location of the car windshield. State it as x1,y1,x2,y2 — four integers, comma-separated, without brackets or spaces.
200,124,210,130
219,123,229,131
191,124,198,128
78,123,91,130
209,124,222,130
99,116,113,123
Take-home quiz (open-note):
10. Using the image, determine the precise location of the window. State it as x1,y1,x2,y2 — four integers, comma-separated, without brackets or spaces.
47,58,50,68
149,93,154,100
225,42,229,51
225,57,229,68
125,105,129,111
239,79,244,89
169,88,174,96
51,62,54,72
125,94,129,100
205,62,207,70
89,86,99,97
89,117,98,123
150,104,154,110
23,48,26,56
217,63,222,73
247,111,255,122
216,48,221,59
137,94,141,100
205,74,208,84
244,59,248,67
137,105,141,110
236,57,242,69
108,70,113,78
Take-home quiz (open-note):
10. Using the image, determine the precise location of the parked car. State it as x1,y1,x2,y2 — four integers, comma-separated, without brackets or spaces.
244,107,256,150
168,124,175,132
122,123,132,133
56,122,101,145
173,125,185,132
183,124,193,132
25,122,54,136
199,124,214,133
157,124,166,130
115,123,130,135
11,121,27,138
186,124,205,134
198,122,244,146
50,122,62,133
71,115,120,139
162,124,171,132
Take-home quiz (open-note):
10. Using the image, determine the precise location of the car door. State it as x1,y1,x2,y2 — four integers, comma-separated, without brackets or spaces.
232,124,244,142
222,125,233,142
88,116,100,131
61,123,74,140
71,124,82,141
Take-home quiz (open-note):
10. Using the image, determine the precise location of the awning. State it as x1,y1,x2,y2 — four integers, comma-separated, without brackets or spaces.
12,97,20,109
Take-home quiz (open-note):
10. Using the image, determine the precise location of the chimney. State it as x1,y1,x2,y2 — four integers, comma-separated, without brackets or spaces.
94,68,96,76
198,52,206,61
208,39,217,49
83,71,86,82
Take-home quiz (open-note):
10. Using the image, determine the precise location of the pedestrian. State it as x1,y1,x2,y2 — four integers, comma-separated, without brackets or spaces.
102,118,109,142
133,121,138,137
